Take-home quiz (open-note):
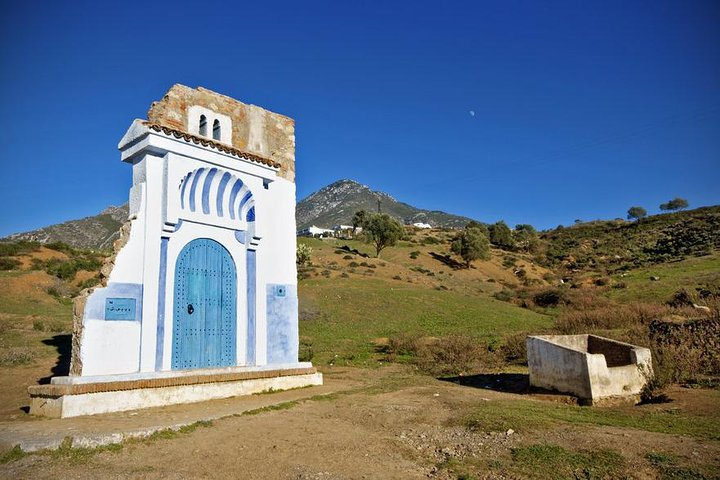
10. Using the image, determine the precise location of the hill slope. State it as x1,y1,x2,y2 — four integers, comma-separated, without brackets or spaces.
296,179,474,229
5,205,128,251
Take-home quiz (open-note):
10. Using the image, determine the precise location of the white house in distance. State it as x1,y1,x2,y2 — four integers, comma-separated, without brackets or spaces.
412,222,432,229
29,85,322,418
297,225,335,237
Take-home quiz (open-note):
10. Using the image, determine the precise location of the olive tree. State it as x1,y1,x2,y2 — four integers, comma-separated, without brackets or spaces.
659,197,689,212
627,206,647,222
360,212,404,257
451,224,490,268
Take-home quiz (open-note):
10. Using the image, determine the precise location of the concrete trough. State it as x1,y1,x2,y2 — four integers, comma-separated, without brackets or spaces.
526,334,652,405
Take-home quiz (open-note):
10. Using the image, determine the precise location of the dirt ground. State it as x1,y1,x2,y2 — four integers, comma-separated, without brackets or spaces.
1,365,719,480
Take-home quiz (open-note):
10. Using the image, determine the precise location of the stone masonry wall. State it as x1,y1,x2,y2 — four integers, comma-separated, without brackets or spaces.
147,84,296,182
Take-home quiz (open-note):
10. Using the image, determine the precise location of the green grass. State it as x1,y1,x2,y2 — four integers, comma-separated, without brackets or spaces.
462,396,720,440
645,451,717,480
241,400,300,416
0,445,27,464
607,253,720,303
299,278,551,365
507,444,624,480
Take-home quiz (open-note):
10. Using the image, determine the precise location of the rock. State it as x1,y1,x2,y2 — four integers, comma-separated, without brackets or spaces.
650,276,660,281
692,304,711,312
506,429,514,436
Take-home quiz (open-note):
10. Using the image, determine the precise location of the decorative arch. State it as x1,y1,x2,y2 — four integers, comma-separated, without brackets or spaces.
179,167,255,222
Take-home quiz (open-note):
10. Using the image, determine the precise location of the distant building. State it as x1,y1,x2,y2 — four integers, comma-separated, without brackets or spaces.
297,225,335,237
412,222,432,229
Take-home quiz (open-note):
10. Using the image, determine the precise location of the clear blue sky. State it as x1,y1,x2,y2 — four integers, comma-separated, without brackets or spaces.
1,0,718,236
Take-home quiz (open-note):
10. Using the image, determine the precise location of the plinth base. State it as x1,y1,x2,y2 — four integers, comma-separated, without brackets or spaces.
28,363,322,418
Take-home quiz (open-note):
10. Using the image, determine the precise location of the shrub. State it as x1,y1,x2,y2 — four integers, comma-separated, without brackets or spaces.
296,244,313,266
386,333,424,360
416,335,499,376
392,275,402,280
0,257,20,270
532,289,565,308
409,251,421,259
348,261,359,268
502,332,528,364
343,255,353,260
493,290,514,302
502,256,517,268
0,348,34,367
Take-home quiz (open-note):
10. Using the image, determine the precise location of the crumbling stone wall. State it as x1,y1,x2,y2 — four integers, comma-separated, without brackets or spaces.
147,84,296,182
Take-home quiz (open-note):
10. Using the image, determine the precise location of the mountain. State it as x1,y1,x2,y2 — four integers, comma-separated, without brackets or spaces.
296,179,475,230
5,205,128,251
3,179,475,250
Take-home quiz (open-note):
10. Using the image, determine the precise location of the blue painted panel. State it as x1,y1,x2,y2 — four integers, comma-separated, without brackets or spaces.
216,172,232,217
155,237,168,370
246,250,256,365
266,284,298,364
172,239,236,370
84,282,143,322
227,179,243,220
201,168,218,214
105,298,136,320
188,167,205,212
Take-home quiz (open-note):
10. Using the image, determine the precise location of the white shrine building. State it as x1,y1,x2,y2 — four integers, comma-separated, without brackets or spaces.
29,85,322,417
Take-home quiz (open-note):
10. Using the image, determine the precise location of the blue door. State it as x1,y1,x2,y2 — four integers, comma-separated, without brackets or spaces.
172,238,237,369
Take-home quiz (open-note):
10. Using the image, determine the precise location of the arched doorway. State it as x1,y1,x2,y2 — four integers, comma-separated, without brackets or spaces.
172,238,237,369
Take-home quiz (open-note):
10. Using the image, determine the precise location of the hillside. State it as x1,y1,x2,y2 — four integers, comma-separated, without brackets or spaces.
296,179,475,229
4,179,475,250
540,205,720,275
4,205,128,251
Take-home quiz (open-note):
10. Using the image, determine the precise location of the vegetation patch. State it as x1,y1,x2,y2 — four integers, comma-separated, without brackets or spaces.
461,397,720,440
509,444,624,480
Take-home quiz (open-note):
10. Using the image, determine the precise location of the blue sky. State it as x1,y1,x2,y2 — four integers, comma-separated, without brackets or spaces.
1,0,718,236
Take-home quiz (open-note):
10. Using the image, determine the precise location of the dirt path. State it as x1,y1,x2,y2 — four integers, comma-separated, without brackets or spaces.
1,366,719,479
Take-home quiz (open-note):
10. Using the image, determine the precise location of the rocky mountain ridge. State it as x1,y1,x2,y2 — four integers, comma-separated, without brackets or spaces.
4,179,475,249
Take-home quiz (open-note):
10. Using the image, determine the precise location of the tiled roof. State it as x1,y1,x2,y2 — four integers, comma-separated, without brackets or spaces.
144,122,281,169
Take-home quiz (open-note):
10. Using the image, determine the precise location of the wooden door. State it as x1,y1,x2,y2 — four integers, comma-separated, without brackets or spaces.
172,238,236,369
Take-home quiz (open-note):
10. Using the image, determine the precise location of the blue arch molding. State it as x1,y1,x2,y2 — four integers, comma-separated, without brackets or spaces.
179,167,257,222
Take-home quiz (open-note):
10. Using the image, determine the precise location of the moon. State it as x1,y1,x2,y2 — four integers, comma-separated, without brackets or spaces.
469,110,475,117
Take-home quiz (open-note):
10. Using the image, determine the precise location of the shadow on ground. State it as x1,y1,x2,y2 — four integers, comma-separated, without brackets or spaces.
429,252,465,270
39,334,71,384
440,373,530,393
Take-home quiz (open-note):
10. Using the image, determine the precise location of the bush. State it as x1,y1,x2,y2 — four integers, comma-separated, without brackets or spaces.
502,332,528,364
416,335,499,376
409,251,421,259
532,289,565,308
0,257,20,270
343,255,353,260
296,243,313,266
493,290,514,302
0,348,34,367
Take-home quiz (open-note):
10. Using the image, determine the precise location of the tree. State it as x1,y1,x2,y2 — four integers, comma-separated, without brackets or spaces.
627,206,647,222
465,220,489,237
659,197,689,212
352,210,368,233
451,225,490,268
514,224,540,253
488,221,515,250
360,212,404,257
